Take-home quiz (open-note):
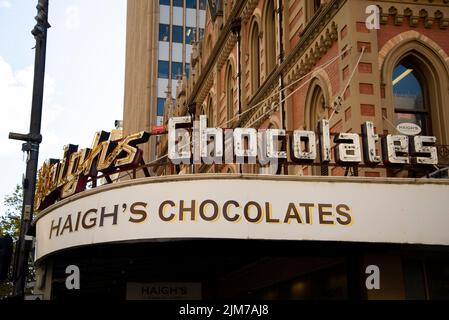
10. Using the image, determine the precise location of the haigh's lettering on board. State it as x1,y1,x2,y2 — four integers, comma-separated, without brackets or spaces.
35,116,438,211
47,200,353,240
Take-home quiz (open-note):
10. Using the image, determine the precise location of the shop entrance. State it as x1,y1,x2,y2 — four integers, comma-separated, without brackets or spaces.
45,240,449,300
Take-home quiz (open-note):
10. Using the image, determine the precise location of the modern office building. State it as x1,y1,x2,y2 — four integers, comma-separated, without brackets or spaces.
123,0,206,162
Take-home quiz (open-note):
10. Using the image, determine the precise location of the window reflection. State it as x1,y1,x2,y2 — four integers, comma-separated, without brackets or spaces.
172,25,183,43
157,98,165,116
393,61,431,135
185,27,195,44
158,60,169,79
186,0,196,9
185,63,190,79
159,24,170,42
172,62,183,79
173,0,183,7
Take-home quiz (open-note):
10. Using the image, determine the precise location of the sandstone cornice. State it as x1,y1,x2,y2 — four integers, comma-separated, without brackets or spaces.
379,4,449,29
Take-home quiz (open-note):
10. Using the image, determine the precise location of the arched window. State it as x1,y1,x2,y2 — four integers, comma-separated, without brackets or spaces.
250,21,261,94
381,38,449,145
264,0,276,75
225,63,235,122
305,82,328,130
207,95,214,126
305,80,329,176
393,58,431,135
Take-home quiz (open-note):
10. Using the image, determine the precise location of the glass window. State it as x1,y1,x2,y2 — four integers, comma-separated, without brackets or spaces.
158,60,169,79
159,0,170,5
393,64,424,111
250,22,261,94
199,28,205,40
208,96,214,126
393,61,431,135
172,25,183,43
185,63,190,79
172,62,183,79
157,98,165,116
185,27,195,44
226,64,234,122
173,0,183,7
186,0,196,9
159,24,170,42
199,0,206,10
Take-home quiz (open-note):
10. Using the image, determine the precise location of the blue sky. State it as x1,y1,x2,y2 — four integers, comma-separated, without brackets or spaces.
0,0,126,214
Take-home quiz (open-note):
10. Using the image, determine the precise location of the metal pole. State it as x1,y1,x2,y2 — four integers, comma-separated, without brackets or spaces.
230,18,242,174
232,18,242,117
276,0,285,130
9,0,50,298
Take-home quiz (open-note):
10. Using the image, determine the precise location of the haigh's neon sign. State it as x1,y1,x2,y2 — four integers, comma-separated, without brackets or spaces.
34,131,149,211
35,116,438,211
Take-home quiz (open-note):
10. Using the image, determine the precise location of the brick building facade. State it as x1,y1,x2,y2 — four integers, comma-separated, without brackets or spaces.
152,0,449,177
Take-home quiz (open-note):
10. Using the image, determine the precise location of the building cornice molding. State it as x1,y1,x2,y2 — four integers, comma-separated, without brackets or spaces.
378,4,449,29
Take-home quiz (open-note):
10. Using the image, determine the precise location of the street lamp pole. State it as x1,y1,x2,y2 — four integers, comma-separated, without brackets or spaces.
9,0,50,298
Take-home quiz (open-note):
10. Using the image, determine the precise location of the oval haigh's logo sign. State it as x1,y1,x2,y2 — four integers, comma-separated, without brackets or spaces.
396,122,422,136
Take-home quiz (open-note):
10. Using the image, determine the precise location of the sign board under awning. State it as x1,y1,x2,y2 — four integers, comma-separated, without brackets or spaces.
34,175,449,261
126,282,201,300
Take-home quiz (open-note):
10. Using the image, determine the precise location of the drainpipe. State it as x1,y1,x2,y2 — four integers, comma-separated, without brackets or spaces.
277,0,285,130
230,18,242,173
231,17,242,118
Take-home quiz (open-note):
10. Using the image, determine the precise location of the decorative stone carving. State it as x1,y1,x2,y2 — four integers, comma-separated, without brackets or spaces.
378,5,449,30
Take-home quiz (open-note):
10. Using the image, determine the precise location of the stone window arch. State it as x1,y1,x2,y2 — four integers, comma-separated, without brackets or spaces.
304,78,330,131
249,19,261,95
225,61,235,122
381,39,449,144
392,57,431,135
263,0,276,75
304,78,330,176
207,94,214,126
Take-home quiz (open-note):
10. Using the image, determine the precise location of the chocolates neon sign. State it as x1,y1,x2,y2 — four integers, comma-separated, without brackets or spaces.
34,116,438,211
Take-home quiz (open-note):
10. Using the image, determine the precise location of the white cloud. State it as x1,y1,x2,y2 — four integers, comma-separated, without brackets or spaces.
0,56,63,156
0,57,32,156
65,5,80,30
0,0,126,214
0,56,63,214
0,0,11,8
